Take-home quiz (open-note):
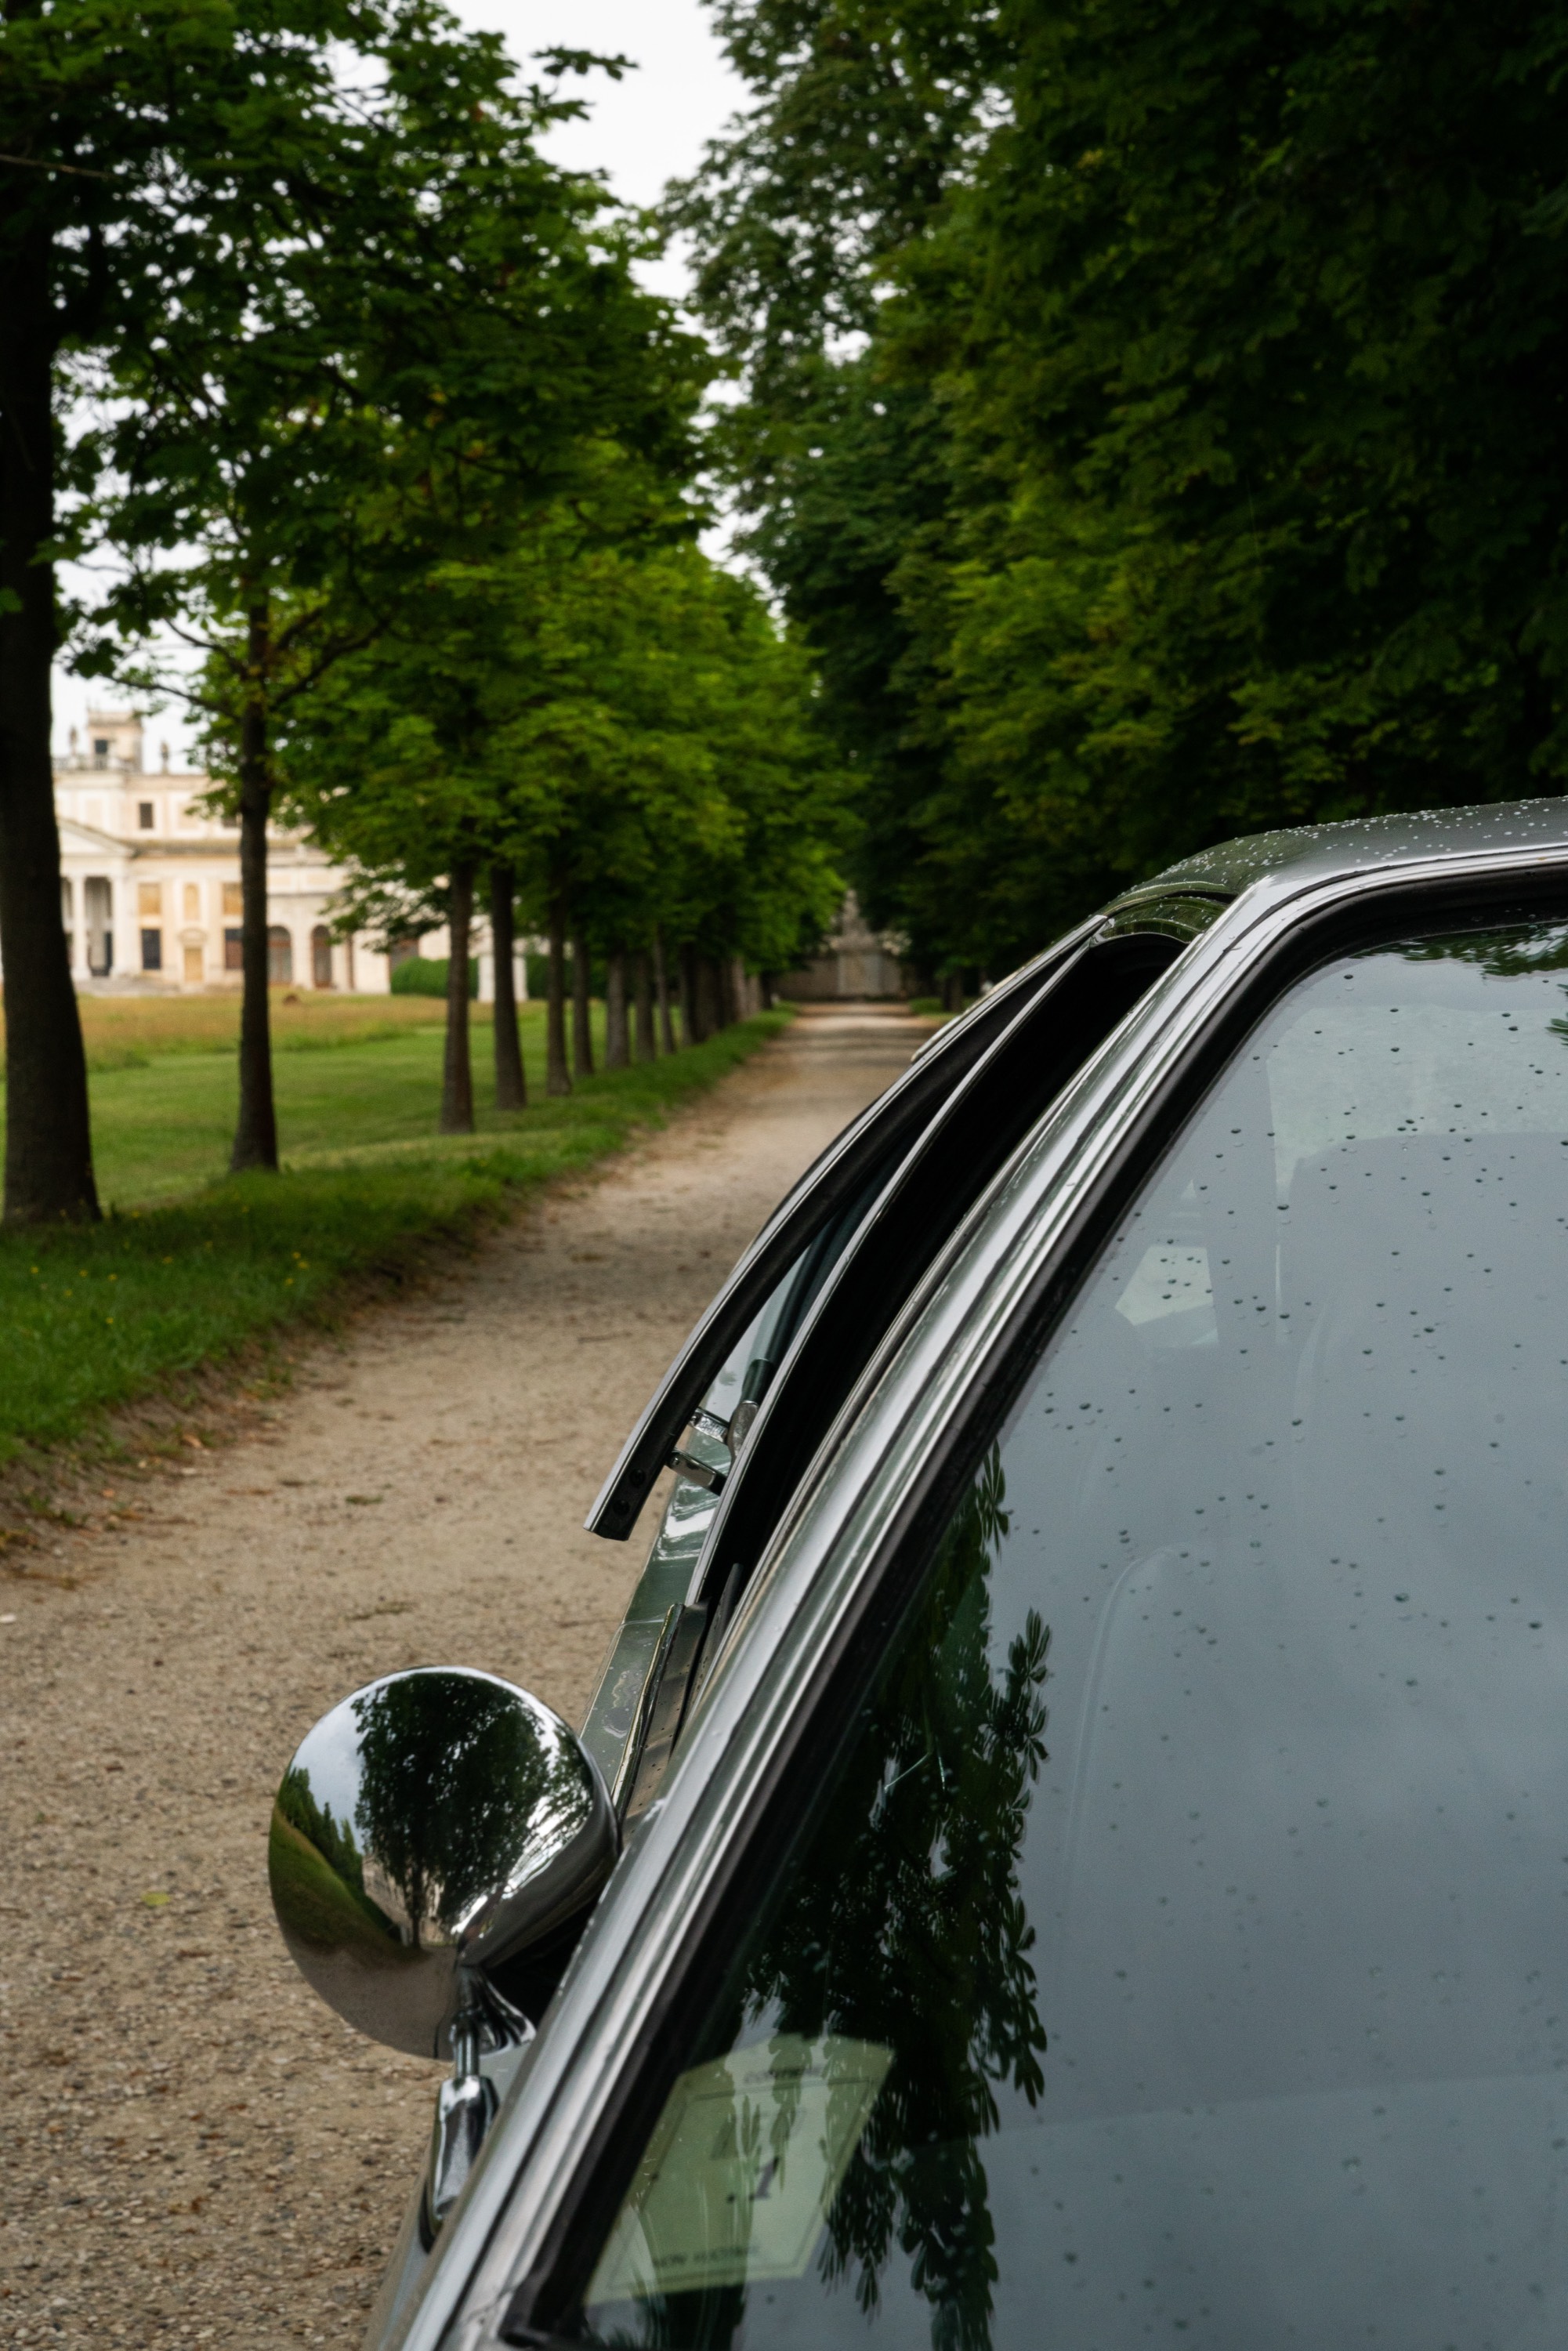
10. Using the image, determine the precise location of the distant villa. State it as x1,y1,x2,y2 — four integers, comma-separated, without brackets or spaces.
48,705,518,1000
49,703,903,1005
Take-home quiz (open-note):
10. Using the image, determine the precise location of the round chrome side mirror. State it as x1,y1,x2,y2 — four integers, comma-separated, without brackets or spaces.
268,1667,617,2059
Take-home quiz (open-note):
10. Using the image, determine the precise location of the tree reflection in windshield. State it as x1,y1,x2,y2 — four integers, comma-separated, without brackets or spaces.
630,1450,1050,2351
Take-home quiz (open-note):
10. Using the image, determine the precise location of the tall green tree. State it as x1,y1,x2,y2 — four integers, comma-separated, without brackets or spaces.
86,10,699,1170
279,527,850,1125
915,0,1568,947
670,0,1005,980
0,0,386,1221
685,0,1568,979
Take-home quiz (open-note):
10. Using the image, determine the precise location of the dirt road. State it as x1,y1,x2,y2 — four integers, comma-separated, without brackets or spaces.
0,1005,925,2349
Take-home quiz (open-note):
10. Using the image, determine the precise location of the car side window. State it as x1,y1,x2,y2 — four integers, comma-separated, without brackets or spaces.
555,915,1568,2350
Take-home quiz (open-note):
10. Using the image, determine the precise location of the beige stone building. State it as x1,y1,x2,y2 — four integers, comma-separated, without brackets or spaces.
776,893,908,1001
51,706,521,998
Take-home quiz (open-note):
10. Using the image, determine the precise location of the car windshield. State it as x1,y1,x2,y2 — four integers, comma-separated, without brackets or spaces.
568,915,1568,2350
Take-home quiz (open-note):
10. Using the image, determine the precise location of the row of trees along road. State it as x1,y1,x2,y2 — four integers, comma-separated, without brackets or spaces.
677,0,1568,993
0,0,849,1223
273,513,849,1131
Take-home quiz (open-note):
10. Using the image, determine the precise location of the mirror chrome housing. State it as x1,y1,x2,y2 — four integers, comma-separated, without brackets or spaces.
268,1666,617,2059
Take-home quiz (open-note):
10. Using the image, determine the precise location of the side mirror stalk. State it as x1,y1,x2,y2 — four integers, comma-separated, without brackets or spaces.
426,1977,533,2231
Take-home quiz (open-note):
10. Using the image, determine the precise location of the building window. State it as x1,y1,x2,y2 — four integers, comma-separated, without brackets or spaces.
137,881,161,918
311,926,334,988
223,882,244,918
137,802,154,830
268,926,293,985
224,928,243,972
140,929,162,973
183,882,201,922
92,739,110,766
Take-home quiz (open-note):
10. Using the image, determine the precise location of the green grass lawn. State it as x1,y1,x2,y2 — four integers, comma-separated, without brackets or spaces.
0,1004,791,1467
86,1002,610,1205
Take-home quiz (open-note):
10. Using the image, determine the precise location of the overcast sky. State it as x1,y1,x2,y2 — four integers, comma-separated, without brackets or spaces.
56,0,745,763
480,0,744,222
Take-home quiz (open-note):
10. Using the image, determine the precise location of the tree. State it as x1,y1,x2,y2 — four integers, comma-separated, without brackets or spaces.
684,0,1568,980
85,8,700,1169
669,0,1005,983
0,0,393,1219
279,524,851,1125
914,0,1568,933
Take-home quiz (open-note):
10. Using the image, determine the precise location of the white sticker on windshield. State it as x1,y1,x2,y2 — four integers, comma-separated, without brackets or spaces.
587,2031,892,2302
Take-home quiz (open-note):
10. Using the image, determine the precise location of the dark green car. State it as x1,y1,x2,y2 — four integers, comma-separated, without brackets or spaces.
273,799,1568,2350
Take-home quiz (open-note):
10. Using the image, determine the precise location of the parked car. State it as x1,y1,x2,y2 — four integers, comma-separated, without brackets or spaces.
271,798,1568,2349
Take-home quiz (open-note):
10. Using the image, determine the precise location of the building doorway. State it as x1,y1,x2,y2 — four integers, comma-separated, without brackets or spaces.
84,876,113,976
267,926,293,985
311,926,333,988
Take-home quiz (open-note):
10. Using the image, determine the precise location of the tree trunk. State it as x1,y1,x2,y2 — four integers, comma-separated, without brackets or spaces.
679,944,701,1044
760,973,776,1010
0,223,98,1223
230,601,279,1174
604,947,629,1070
441,862,475,1133
654,926,675,1054
943,970,964,1013
571,924,595,1077
634,950,656,1062
546,892,570,1096
490,862,525,1110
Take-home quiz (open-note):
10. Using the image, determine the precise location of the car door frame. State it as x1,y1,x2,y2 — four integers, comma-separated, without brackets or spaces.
608,919,1212,1821
584,903,1229,1545
582,897,1229,1823
382,840,1568,2351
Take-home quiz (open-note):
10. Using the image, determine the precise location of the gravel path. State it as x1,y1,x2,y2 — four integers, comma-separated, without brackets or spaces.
0,1005,925,2350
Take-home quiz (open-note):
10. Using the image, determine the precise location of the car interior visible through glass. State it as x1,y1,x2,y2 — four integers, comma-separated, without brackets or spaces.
552,914,1568,2349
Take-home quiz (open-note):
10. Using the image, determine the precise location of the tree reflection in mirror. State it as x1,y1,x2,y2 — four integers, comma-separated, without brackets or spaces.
351,1674,563,1950
567,916,1568,2349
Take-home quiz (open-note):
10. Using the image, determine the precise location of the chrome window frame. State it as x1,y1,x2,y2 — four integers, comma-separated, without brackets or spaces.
388,839,1568,2351
581,907,1216,1835
583,915,1111,1542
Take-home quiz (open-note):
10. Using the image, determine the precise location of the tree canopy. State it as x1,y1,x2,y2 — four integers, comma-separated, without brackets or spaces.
276,521,852,1103
1,0,735,1202
680,0,1568,979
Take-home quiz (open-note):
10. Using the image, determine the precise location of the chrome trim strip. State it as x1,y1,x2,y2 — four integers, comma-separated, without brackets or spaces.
385,833,1568,2351
607,1607,677,1819
1092,886,1230,943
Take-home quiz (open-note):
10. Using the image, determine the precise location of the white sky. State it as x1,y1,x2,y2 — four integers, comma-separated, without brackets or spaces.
54,0,745,763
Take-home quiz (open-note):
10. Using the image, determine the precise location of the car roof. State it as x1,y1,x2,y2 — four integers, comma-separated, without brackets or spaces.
1112,795,1568,912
